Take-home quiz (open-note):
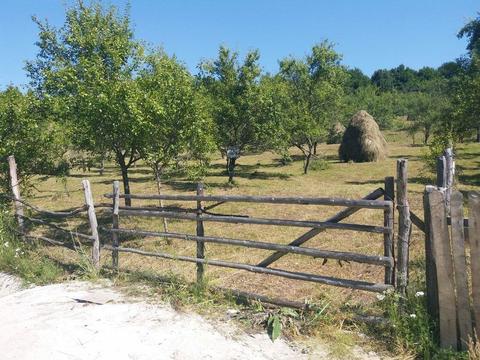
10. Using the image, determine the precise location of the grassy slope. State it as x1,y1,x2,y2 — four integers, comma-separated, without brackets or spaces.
26,131,480,307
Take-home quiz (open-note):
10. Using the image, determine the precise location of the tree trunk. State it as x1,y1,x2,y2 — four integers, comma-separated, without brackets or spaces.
303,153,312,174
99,155,105,176
313,142,318,155
154,167,169,242
228,157,236,183
118,155,132,207
424,127,430,145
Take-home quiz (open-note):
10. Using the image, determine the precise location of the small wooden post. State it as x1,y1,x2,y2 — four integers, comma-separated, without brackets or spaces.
8,155,24,234
82,179,100,269
427,188,457,349
196,182,205,284
423,186,439,326
112,181,120,269
436,156,447,188
469,192,480,337
383,176,395,285
450,191,472,350
396,159,411,296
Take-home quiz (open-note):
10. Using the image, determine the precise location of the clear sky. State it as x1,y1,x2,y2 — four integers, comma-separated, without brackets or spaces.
0,0,478,88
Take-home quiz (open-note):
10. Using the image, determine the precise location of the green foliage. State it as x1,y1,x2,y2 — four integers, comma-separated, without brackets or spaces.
0,210,62,285
377,288,464,359
267,313,282,342
309,158,330,171
0,87,66,193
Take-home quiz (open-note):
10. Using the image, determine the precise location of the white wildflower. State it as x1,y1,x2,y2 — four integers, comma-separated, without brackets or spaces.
409,314,417,319
415,291,424,297
3,242,9,247
376,294,385,301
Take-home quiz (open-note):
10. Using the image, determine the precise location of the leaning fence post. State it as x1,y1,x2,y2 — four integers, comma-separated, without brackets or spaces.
383,176,395,285
112,181,120,269
82,179,100,269
196,182,205,284
396,159,411,296
8,155,24,235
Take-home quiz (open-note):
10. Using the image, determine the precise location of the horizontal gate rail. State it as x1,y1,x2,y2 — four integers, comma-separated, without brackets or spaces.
102,244,392,293
106,227,393,267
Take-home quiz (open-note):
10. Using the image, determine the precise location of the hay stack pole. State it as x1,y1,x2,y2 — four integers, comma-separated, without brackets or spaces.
339,110,387,163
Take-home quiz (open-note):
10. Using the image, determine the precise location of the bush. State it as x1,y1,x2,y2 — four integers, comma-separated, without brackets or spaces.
309,158,330,171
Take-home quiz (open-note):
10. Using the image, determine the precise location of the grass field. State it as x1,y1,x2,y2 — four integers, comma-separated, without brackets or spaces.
25,131,480,308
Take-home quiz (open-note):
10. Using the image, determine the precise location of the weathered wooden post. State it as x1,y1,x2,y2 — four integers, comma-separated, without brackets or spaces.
423,186,439,325
425,187,457,349
450,191,472,350
444,147,454,215
8,155,24,234
383,176,395,285
469,192,480,338
196,182,205,284
436,155,447,188
396,159,411,296
82,179,100,269
112,181,120,269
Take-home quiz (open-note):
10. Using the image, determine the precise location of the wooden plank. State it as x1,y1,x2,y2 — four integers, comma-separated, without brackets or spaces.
444,148,454,216
196,183,205,283
396,159,411,295
107,228,393,267
424,186,439,327
450,191,472,349
409,211,425,233
384,176,395,285
112,181,120,269
428,189,457,349
256,188,385,268
118,209,388,233
82,180,100,269
8,155,24,234
106,193,391,209
102,245,393,293
469,192,480,337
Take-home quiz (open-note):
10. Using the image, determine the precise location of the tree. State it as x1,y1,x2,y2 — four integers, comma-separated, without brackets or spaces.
198,46,267,182
138,51,214,231
26,1,147,205
0,87,65,194
278,42,346,173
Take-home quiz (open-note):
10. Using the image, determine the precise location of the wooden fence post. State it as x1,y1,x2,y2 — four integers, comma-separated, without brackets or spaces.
112,181,120,269
469,192,480,337
82,179,100,269
8,155,24,234
396,159,411,296
426,188,457,349
196,182,205,284
384,176,395,285
450,191,472,350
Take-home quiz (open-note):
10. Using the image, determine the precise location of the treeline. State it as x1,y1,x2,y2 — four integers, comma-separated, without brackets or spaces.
1,1,479,196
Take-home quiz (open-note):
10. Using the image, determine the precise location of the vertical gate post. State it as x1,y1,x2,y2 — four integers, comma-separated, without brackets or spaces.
396,159,411,296
383,176,395,285
112,181,120,269
82,179,100,269
196,182,205,284
469,192,480,338
436,156,447,188
444,147,455,215
8,155,24,235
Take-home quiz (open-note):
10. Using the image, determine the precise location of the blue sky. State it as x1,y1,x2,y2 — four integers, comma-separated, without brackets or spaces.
0,0,478,88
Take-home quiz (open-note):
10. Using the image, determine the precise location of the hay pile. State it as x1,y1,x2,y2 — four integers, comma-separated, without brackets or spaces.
327,122,346,144
339,110,387,162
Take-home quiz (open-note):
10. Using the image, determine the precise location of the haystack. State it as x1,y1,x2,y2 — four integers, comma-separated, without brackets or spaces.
339,110,387,162
327,122,346,144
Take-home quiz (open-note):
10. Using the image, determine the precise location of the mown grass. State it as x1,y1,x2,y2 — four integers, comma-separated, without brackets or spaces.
8,130,480,358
